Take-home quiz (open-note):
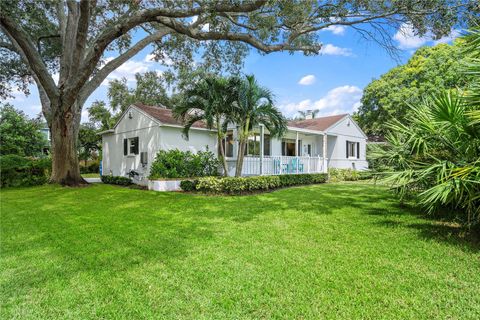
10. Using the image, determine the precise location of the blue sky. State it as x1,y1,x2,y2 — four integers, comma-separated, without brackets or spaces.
6,22,459,121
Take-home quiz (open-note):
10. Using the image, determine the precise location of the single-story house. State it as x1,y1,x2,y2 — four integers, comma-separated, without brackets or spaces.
100,104,368,184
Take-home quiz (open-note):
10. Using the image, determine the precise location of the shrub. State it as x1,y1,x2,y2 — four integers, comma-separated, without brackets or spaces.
179,179,197,192
328,168,365,182
80,161,100,174
186,173,327,194
149,149,219,179
0,155,51,187
100,175,132,186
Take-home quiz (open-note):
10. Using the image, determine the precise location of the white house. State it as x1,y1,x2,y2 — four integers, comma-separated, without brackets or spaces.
100,104,368,184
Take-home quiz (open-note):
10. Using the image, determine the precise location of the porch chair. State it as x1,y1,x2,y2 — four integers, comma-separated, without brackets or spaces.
291,158,304,173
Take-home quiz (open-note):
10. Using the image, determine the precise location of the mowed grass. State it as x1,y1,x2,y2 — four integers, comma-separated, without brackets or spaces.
1,183,479,319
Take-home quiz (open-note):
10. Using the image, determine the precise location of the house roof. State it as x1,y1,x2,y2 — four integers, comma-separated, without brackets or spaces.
288,114,348,132
134,103,207,129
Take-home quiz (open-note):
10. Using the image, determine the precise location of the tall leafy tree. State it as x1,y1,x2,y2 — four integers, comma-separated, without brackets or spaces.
108,71,170,114
234,75,287,177
356,40,470,135
174,76,240,176
0,103,46,156
0,0,475,185
371,29,480,225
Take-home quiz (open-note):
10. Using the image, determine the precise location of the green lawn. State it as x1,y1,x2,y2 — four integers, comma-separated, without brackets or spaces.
81,173,100,178
1,183,479,319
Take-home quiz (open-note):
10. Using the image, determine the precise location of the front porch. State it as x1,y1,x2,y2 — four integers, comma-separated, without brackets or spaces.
231,155,326,176
223,124,331,176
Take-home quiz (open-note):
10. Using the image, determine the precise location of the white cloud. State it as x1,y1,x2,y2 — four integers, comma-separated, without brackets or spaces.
394,23,461,50
324,25,346,35
298,75,316,85
433,29,461,45
320,44,353,56
393,23,429,49
278,85,363,118
101,58,150,85
191,16,210,32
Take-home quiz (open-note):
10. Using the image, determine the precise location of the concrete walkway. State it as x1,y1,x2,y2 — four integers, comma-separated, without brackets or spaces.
84,177,102,183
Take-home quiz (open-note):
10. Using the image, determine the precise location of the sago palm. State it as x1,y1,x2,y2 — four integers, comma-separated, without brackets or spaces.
173,76,239,176
233,75,287,176
373,27,480,225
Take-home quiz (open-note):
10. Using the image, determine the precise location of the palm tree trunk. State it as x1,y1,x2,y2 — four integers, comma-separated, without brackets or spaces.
235,139,246,177
235,120,249,177
217,134,229,177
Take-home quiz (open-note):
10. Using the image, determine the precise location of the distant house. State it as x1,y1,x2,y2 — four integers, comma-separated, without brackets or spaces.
100,104,368,184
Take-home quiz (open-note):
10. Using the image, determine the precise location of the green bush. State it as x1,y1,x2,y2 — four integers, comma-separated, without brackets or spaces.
149,149,219,179
186,173,327,194
0,155,51,187
100,175,132,186
328,168,366,182
179,179,197,192
80,161,100,174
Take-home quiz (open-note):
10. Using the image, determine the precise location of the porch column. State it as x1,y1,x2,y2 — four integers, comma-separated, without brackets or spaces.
232,126,239,159
295,131,299,173
260,124,264,175
295,131,299,156
323,133,328,173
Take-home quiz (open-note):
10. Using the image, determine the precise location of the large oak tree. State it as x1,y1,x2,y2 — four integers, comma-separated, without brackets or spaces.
0,0,475,185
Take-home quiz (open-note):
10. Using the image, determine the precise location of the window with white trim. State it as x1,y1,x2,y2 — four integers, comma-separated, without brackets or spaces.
346,141,360,159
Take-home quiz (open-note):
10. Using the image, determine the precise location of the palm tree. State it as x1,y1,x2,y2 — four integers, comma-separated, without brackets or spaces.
233,75,287,177
371,28,480,225
173,76,239,176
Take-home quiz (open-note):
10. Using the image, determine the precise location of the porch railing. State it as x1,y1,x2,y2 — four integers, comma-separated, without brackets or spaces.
241,156,324,176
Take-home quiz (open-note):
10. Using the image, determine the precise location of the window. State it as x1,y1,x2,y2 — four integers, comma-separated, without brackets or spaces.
220,131,234,157
282,139,296,156
346,141,359,158
244,133,270,156
124,137,139,156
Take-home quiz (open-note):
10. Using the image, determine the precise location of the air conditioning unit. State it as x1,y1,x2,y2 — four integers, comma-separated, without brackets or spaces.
140,152,148,166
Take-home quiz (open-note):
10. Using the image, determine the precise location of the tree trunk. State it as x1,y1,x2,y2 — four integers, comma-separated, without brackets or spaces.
217,135,229,177
49,104,87,186
235,139,246,177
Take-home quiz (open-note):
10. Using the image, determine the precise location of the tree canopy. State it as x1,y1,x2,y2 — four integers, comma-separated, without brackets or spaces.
356,40,471,136
0,103,46,156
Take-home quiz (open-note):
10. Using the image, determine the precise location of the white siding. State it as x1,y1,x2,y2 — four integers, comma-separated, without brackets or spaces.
326,116,368,170
102,106,217,184
159,126,217,154
102,108,161,183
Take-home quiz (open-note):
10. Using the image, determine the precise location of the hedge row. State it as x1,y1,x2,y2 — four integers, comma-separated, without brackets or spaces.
180,173,328,194
0,154,51,188
100,175,132,186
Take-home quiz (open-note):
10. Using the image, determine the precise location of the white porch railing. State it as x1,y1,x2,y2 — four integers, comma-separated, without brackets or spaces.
241,156,325,176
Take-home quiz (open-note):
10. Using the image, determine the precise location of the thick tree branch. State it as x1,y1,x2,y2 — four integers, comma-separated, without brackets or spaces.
0,15,58,99
78,28,170,106
157,17,321,54
78,1,266,96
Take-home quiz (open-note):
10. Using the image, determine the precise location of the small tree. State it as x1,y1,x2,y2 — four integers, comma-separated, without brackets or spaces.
0,103,46,156
174,76,239,176
77,123,100,167
234,75,287,177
